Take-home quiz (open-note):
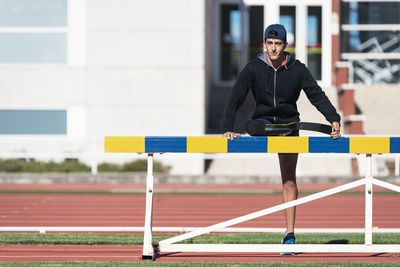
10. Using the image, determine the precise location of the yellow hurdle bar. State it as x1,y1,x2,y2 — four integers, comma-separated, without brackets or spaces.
104,136,145,153
268,137,308,153
349,137,390,154
187,136,227,153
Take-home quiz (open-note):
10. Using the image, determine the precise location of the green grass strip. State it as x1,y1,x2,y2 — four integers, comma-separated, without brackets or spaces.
0,234,399,266
0,233,399,245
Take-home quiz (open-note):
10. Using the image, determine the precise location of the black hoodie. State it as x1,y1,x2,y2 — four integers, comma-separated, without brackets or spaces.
222,52,341,132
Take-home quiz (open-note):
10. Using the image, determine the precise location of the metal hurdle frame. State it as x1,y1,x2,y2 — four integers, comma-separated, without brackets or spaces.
105,137,400,260
137,141,400,260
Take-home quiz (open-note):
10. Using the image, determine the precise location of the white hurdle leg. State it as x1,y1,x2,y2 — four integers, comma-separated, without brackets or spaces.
372,178,400,193
142,153,155,260
365,154,373,245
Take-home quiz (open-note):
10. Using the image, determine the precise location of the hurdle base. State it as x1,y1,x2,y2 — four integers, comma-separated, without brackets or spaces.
141,255,155,261
158,244,400,253
141,243,160,261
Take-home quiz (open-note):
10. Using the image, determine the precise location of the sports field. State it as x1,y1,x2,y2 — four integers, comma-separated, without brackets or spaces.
0,183,399,265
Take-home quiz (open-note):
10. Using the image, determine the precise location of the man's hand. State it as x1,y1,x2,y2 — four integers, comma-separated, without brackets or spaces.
223,132,241,141
330,122,341,139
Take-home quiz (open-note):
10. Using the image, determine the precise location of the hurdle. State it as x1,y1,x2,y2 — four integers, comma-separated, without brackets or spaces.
104,136,400,260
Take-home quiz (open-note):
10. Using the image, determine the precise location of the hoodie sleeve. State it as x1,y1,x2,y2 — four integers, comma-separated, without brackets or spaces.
222,65,252,132
300,65,341,124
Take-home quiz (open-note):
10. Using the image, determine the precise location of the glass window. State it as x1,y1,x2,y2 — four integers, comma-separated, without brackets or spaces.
341,2,361,53
0,0,67,27
247,6,264,61
0,110,67,134
341,2,400,25
0,0,68,63
0,33,67,63
345,30,400,84
280,6,296,56
307,6,322,80
340,2,400,53
352,59,399,84
220,4,242,81
218,4,264,82
341,30,400,53
340,2,400,84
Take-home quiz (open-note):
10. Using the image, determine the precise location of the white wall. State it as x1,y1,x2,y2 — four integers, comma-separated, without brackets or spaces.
0,0,207,175
354,85,400,135
84,0,206,174
85,0,204,134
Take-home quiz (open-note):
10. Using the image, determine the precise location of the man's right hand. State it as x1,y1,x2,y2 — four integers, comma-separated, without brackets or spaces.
223,132,241,140
330,121,341,139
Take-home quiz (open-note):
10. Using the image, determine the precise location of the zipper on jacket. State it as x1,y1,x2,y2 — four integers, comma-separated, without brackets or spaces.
273,70,277,123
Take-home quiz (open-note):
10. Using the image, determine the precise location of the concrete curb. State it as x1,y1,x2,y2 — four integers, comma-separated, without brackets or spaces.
0,172,399,184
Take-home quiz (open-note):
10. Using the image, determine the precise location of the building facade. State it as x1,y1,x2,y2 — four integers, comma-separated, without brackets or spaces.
0,0,399,177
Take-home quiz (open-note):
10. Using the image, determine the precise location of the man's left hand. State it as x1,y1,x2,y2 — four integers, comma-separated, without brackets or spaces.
330,122,341,139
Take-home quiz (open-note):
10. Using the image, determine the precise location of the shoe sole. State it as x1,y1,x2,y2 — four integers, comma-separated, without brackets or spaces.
280,252,295,256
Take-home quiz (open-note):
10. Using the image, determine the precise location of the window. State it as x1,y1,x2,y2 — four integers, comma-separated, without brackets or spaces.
0,33,67,63
307,6,322,80
247,6,264,63
217,3,264,83
280,6,296,57
0,0,68,63
340,1,400,84
0,110,67,134
219,4,242,81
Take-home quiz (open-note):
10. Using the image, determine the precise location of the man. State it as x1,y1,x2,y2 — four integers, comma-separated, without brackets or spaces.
222,24,341,255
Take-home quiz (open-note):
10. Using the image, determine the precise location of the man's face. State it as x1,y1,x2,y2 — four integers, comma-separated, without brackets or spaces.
264,38,287,61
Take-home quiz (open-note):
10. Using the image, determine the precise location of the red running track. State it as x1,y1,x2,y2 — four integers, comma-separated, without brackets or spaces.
1,193,399,228
0,183,399,262
0,245,399,263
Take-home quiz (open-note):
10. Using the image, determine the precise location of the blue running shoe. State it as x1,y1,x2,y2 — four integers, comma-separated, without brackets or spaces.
280,232,295,255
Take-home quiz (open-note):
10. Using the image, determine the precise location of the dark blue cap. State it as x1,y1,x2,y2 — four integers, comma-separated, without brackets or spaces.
264,24,287,42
